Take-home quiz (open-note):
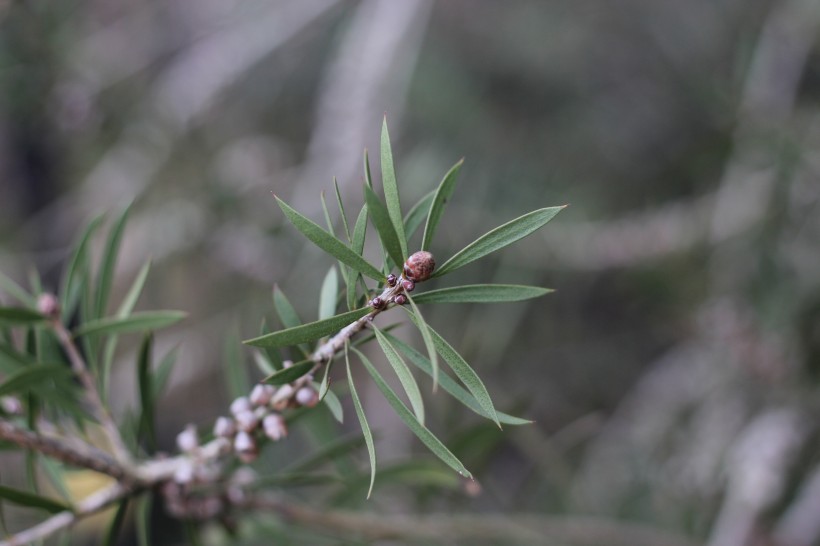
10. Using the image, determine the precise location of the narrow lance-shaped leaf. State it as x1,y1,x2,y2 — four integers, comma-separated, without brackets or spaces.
0,271,36,307
348,205,369,311
351,346,472,479
434,206,566,277
0,307,45,326
0,485,70,514
334,178,351,242
73,311,187,337
0,365,72,397
103,499,129,546
276,196,384,281
422,158,463,251
244,307,370,348
383,331,531,425
317,380,344,424
364,186,405,271
135,495,152,546
373,326,424,424
346,344,376,498
403,295,439,392
413,284,553,305
318,267,338,321
286,434,365,474
60,214,105,317
320,191,335,236
380,117,408,259
261,360,314,386
137,333,157,451
363,149,373,189
95,204,131,320
404,190,436,240
406,313,500,428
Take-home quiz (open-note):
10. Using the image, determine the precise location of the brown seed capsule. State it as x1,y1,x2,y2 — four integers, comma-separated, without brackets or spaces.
403,251,435,282
394,294,407,305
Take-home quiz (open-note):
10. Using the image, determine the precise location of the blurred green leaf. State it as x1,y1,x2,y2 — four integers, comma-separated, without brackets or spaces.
422,158,463,251
374,326,424,424
380,118,408,260
244,307,370,348
116,261,151,317
404,296,438,392
0,365,72,397
258,318,283,371
0,308,45,326
414,284,553,305
102,499,129,546
434,206,566,277
318,382,344,424
261,360,313,385
0,485,69,514
273,285,301,330
253,350,277,377
136,495,152,546
404,190,436,241
248,472,341,488
346,344,376,498
152,345,179,400
288,434,365,474
276,196,384,281
60,214,104,317
0,345,38,374
318,267,338,321
334,178,351,242
351,346,471,479
364,186,405,270
95,204,131,320
73,311,186,337
407,314,500,427
137,333,156,452
383,332,531,425
348,205,369,311
0,272,36,307
223,331,249,399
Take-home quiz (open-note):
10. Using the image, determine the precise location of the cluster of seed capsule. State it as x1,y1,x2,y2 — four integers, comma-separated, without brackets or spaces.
369,251,435,310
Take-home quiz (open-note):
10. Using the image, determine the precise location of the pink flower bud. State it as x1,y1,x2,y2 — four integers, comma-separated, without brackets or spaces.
250,384,275,406
234,431,257,463
230,396,252,416
36,293,60,318
173,460,195,484
263,413,288,441
176,425,199,453
295,386,319,407
214,416,236,438
234,409,258,432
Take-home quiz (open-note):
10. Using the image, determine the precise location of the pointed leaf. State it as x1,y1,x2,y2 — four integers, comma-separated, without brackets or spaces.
117,261,151,317
60,214,105,317
380,117,407,259
348,205,369,311
152,345,179,399
73,311,186,337
414,284,553,305
434,206,566,277
351,347,471,479
383,331,531,425
346,345,376,498
404,295,438,392
0,307,45,326
261,360,313,385
363,149,373,189
103,499,129,546
0,485,70,514
320,384,344,424
422,159,463,251
95,204,131,319
244,307,370,348
334,179,351,242
135,495,152,546
364,186,404,269
0,271,36,307
424,322,499,428
318,267,338,321
0,365,72,397
404,190,436,240
374,327,424,424
276,196,384,281
320,191,335,236
137,333,156,451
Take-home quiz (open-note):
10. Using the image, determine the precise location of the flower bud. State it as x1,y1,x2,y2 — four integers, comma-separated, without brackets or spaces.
370,297,384,310
394,294,407,305
263,413,288,441
386,274,398,287
214,416,236,438
230,396,252,416
401,279,415,292
271,384,293,409
403,251,435,282
234,409,259,432
250,384,275,406
36,293,60,318
176,425,199,453
173,460,195,484
233,431,257,462
295,386,319,407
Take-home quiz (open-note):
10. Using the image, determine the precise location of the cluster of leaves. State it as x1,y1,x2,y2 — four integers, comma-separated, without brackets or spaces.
243,118,564,494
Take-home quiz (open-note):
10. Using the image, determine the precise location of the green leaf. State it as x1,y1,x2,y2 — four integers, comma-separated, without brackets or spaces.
320,191,335,236
258,318,283,371
434,206,566,277
320,384,344,424
413,284,553,305
334,178,351,242
103,499,129,546
404,296,439,392
0,345,37,374
380,117,408,259
0,307,45,326
0,485,70,514
351,346,471,479
346,345,376,498
0,365,72,397
422,158,463,251
363,149,373,189
276,196,384,281
135,495,152,546
73,311,186,337
60,214,105,317
383,331,531,425
364,186,405,269
374,327,424,424
404,190,436,241
287,434,365,473
0,271,36,307
137,333,156,452
95,204,131,320
152,345,179,400
414,320,500,428
261,360,313,385
116,261,151,317
223,331,249,399
348,205,369,311
318,267,338,321
244,307,370,348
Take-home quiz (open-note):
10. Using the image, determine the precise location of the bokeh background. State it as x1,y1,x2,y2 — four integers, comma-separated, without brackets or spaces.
2,0,820,544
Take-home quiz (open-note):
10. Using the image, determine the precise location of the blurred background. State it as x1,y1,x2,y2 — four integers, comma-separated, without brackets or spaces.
2,0,820,544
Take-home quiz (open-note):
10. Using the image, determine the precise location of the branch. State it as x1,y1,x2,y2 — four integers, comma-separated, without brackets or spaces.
0,482,131,546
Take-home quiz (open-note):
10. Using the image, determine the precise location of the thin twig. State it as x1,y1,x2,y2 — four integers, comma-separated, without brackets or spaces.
0,482,131,546
50,319,134,468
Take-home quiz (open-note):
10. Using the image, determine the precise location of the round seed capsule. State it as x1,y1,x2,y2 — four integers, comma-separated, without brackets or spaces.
403,251,435,282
